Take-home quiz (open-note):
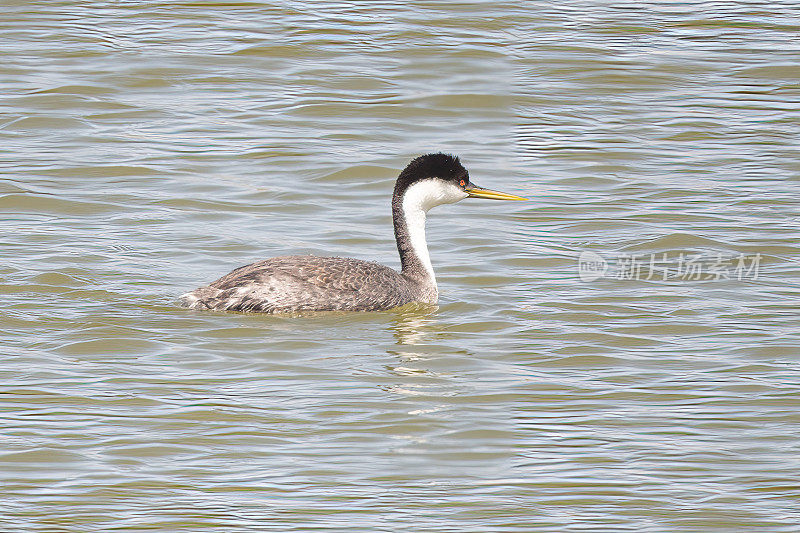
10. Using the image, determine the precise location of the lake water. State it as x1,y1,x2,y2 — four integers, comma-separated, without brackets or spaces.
2,2,800,531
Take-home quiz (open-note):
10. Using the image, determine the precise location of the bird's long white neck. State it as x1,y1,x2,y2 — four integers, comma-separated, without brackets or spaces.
393,179,468,295
401,196,434,280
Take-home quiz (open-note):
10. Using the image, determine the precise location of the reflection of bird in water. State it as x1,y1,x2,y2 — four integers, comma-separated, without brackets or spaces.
389,306,440,347
181,153,526,313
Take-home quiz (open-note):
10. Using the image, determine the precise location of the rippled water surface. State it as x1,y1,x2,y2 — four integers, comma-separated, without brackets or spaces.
2,2,800,531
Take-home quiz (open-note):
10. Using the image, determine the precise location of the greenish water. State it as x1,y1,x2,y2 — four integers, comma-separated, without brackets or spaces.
2,2,800,532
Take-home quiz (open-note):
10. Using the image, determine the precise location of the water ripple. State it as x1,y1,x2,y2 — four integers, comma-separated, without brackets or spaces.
1,1,799,532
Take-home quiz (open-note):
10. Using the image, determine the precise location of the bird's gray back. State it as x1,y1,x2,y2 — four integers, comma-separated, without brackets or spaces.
181,255,417,313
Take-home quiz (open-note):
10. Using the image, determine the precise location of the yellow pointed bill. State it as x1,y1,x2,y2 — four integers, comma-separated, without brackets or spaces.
465,185,528,201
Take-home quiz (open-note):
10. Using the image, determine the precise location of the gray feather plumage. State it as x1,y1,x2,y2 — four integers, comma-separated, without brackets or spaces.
180,255,431,313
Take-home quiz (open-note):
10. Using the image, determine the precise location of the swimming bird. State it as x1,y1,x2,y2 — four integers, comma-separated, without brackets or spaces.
180,153,526,313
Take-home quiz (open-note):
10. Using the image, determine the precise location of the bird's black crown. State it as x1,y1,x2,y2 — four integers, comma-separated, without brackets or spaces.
394,153,468,194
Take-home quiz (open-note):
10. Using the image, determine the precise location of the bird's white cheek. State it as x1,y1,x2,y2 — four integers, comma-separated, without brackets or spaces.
441,183,469,204
404,179,469,211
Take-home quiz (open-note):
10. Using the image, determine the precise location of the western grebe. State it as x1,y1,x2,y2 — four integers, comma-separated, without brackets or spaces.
180,153,526,313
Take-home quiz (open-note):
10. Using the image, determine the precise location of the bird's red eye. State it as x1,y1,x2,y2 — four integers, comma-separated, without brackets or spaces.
459,179,466,187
